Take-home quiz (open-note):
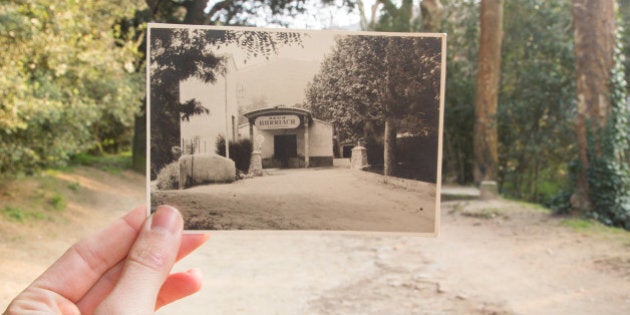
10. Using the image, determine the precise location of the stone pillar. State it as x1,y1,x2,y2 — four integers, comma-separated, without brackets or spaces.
248,151,263,177
350,146,369,170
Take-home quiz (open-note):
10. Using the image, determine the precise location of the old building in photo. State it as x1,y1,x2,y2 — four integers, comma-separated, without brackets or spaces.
240,106,333,168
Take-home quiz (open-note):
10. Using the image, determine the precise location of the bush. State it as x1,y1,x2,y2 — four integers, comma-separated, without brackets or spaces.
155,161,179,190
216,136,252,172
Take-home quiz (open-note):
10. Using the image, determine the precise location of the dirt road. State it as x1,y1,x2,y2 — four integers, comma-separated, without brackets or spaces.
153,168,436,233
2,167,630,314
158,200,630,315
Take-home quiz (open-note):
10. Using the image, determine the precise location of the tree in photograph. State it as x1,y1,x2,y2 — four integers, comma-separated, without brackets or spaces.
570,0,629,228
473,0,503,185
305,35,441,176
306,36,385,146
149,28,303,178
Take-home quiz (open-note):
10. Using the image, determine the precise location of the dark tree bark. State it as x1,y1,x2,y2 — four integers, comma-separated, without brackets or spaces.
473,0,503,184
131,105,146,173
570,0,617,211
184,0,208,24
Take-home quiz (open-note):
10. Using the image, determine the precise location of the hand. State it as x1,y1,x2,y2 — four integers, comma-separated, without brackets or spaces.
4,205,209,315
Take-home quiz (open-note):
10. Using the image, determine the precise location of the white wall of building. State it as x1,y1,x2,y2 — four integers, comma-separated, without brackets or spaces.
179,57,239,155
309,119,334,157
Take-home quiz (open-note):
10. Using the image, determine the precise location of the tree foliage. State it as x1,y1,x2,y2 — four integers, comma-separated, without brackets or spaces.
371,0,420,32
0,0,145,173
498,0,576,204
304,34,441,176
441,0,479,184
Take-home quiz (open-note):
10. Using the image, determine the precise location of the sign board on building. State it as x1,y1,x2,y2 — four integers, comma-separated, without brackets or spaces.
255,115,300,130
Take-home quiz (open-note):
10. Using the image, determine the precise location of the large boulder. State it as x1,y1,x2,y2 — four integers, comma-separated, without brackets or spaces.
179,153,236,189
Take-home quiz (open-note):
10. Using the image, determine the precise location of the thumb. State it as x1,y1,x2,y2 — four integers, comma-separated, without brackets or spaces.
95,205,183,315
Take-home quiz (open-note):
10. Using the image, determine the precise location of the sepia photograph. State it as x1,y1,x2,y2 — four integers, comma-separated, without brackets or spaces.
147,23,446,234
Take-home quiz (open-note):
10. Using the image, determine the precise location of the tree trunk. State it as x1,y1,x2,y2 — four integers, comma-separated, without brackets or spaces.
473,0,503,184
384,117,397,176
131,105,146,173
184,0,208,24
570,0,617,211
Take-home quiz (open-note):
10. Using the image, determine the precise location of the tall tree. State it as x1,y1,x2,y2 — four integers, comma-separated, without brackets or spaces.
571,0,616,211
473,0,503,185
570,0,629,228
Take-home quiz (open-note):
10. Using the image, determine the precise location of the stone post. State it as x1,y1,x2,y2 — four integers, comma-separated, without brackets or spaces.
248,151,263,177
350,146,369,170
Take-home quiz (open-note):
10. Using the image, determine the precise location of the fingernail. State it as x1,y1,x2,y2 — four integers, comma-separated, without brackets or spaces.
151,205,181,234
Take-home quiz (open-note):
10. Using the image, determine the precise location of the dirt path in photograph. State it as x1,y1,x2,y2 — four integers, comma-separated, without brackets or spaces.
2,166,630,314
152,168,437,233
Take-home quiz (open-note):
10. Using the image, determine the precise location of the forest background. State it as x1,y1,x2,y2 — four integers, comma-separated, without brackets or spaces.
1,0,629,229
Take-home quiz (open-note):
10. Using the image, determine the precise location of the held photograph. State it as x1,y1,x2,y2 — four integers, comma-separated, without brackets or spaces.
147,23,446,234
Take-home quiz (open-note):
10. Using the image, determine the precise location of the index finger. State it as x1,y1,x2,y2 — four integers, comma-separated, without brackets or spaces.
29,206,147,302
76,232,210,314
